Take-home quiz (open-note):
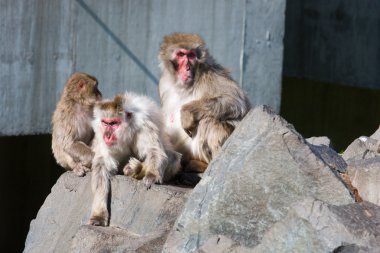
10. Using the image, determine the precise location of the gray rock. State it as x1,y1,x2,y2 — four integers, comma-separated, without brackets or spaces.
306,136,331,147
348,157,380,206
342,138,373,162
195,235,251,253
308,144,347,173
70,225,167,253
252,197,380,253
163,105,354,253
306,136,348,173
370,126,380,140
24,172,190,253
342,126,380,162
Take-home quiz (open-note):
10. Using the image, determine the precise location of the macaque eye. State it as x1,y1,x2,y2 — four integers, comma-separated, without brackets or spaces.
126,112,133,120
177,51,185,57
101,118,121,127
187,52,196,59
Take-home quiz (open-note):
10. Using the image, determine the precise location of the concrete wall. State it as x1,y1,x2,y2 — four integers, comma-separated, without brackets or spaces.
284,0,380,89
0,0,286,136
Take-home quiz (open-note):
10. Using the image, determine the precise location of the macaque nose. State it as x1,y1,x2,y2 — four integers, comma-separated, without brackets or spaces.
105,130,112,139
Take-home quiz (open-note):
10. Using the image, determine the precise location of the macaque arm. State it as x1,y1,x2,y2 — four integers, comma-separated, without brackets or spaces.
134,125,168,188
185,94,249,121
181,94,249,132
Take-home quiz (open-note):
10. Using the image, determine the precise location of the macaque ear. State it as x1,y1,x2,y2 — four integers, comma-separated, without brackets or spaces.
126,111,133,120
77,79,86,90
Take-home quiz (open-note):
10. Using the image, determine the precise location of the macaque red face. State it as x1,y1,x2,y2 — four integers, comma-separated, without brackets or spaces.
173,49,197,84
101,117,122,146
97,98,133,147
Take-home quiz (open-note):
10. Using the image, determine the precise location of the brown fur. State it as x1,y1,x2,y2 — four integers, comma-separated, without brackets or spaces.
158,33,251,172
51,72,102,176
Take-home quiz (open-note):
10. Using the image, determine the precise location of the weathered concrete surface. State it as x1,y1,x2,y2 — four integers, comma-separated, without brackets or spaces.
241,0,286,113
24,172,190,253
163,105,354,252
1,0,286,136
284,0,380,89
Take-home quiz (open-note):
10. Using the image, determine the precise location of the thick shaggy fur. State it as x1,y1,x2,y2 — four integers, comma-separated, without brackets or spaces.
158,33,250,170
89,92,181,226
51,72,101,176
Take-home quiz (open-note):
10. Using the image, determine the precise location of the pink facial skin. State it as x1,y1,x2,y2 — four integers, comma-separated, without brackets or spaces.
101,118,122,146
175,49,196,82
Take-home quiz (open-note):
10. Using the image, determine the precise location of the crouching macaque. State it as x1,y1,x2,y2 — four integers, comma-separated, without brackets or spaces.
52,72,102,176
158,33,251,173
89,93,181,226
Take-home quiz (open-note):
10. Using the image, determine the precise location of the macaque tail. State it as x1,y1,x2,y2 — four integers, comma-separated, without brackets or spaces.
89,162,111,226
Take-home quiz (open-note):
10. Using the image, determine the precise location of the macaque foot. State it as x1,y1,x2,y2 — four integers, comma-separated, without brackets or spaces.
73,164,91,177
184,160,208,173
123,158,143,178
143,173,160,190
88,215,108,226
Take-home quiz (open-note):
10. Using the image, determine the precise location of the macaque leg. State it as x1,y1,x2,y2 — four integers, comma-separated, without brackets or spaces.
163,150,181,181
196,118,235,164
142,150,168,189
89,157,111,226
66,141,94,176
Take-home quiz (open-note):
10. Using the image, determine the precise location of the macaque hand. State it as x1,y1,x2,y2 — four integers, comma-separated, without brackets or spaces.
180,104,199,137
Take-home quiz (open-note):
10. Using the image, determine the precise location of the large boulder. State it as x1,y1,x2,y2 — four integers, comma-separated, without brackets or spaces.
25,106,380,252
163,105,354,252
24,173,190,253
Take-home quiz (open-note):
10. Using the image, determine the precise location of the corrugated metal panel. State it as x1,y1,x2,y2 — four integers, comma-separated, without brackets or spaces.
0,0,285,136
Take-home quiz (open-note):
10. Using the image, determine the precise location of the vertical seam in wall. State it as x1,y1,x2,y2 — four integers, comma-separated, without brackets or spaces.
71,0,77,72
239,0,247,87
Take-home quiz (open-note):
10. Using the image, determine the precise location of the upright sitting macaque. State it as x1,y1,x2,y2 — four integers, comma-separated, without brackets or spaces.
158,33,250,172
52,72,102,176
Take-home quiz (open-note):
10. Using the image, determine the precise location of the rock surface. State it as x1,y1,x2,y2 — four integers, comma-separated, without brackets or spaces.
24,172,190,253
306,136,331,146
252,198,380,253
347,157,380,206
343,126,380,206
163,105,354,252
24,107,380,253
342,126,380,162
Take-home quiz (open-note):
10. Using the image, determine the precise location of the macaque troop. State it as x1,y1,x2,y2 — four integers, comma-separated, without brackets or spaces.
51,33,250,226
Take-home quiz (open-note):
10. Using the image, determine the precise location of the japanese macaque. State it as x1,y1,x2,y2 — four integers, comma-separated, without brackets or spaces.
89,93,181,226
52,72,102,176
158,33,251,172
